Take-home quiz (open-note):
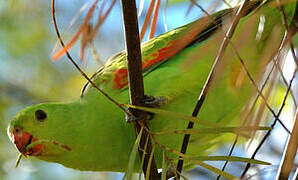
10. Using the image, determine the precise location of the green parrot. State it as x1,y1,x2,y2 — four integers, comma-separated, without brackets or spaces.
8,0,296,173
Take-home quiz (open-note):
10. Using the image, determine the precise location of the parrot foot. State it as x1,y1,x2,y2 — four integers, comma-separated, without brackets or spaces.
142,95,167,108
126,95,167,123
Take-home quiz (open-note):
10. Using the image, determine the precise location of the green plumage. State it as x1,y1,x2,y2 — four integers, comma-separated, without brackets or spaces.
8,1,296,172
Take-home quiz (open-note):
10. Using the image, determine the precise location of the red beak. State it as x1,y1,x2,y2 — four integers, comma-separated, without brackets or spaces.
12,127,43,156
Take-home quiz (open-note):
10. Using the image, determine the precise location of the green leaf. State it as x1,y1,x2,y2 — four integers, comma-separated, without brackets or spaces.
182,155,270,165
145,144,156,180
125,104,219,127
152,126,271,137
192,160,237,179
138,135,150,180
161,151,168,180
125,128,143,180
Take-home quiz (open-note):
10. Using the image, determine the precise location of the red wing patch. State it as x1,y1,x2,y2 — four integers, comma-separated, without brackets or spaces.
142,41,176,69
113,41,178,89
113,68,128,89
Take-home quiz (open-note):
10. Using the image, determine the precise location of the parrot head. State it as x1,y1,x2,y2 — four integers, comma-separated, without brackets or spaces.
8,103,73,158
7,100,138,172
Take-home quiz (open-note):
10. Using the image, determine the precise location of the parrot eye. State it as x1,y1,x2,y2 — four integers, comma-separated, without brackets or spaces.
35,110,47,122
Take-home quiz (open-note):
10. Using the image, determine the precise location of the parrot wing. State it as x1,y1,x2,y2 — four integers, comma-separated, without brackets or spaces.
81,1,264,94
82,7,231,93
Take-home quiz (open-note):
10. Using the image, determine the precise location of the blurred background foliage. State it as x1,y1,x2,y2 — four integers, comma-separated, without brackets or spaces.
0,0,297,179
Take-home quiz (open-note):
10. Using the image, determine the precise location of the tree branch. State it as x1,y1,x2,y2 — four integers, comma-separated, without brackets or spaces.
175,1,251,179
120,0,159,179
277,108,298,179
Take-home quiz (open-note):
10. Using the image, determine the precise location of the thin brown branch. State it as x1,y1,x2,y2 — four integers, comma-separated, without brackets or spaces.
52,0,99,61
241,68,297,178
51,0,91,57
51,0,129,115
54,0,116,62
217,44,281,179
140,0,156,41
91,0,117,40
52,28,81,61
241,4,298,176
271,49,297,107
216,135,239,180
148,0,161,39
98,0,108,17
190,0,210,16
175,1,251,179
90,43,104,65
120,0,159,179
277,108,298,179
276,0,298,106
186,0,210,17
223,40,292,178
229,41,291,134
277,0,298,65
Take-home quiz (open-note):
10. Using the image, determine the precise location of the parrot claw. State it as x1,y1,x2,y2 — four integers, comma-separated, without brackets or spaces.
125,109,147,123
142,95,167,107
125,95,167,123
